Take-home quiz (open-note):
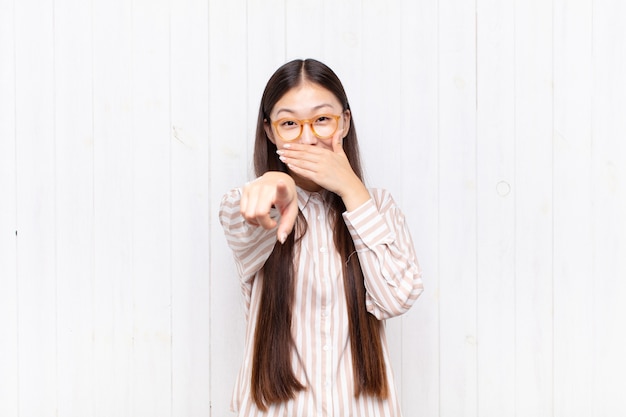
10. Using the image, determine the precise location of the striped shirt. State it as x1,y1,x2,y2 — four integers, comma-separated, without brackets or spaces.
219,186,423,417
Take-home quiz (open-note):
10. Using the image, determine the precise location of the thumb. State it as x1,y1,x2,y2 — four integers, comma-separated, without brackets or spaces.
275,180,298,244
332,136,346,155
332,136,345,155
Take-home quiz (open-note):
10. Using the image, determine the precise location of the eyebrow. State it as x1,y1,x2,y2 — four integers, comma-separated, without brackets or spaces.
274,103,336,116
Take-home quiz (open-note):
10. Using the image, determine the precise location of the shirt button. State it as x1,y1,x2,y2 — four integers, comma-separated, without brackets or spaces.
324,380,331,387
319,247,327,253
323,345,330,351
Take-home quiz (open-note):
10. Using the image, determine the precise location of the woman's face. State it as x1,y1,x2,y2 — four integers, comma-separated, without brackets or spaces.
265,82,350,151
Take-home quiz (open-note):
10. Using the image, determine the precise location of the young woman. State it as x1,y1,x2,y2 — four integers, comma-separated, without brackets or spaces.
219,58,423,417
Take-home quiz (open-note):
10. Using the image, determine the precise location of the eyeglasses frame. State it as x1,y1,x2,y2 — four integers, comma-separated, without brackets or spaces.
270,113,343,142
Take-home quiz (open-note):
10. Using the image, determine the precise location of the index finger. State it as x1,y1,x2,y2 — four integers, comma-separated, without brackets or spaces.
275,180,298,243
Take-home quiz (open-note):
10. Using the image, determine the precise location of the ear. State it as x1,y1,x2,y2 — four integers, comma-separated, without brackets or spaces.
264,119,276,144
341,110,351,138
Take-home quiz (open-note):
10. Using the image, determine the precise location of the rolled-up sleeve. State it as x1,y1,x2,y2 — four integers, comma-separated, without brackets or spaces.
342,189,423,319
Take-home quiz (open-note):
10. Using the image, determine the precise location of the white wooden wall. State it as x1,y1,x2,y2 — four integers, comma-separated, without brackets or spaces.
1,0,625,416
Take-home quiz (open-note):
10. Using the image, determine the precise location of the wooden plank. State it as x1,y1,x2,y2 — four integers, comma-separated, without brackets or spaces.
318,0,363,162
437,1,477,416
92,0,134,415
320,0,362,114
246,0,286,152
358,0,406,399
437,0,480,414
513,0,554,415
552,0,594,415
0,1,18,415
14,0,57,415
398,0,440,415
208,0,249,414
285,0,324,60
53,0,94,415
475,0,516,415
358,0,403,195
129,0,172,415
170,0,211,415
590,0,626,414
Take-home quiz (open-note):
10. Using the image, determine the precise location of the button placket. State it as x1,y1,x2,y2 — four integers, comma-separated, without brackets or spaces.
315,198,334,414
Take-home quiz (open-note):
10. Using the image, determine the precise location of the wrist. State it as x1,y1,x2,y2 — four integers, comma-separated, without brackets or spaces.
340,180,370,212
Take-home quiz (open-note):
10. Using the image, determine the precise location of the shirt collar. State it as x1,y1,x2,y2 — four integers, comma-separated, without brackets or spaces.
296,186,325,211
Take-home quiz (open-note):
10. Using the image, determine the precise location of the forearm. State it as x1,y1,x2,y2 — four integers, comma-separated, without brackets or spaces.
343,189,423,319
219,188,278,278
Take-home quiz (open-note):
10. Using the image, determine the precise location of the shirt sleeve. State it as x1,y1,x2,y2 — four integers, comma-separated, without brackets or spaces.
218,187,279,282
342,188,423,320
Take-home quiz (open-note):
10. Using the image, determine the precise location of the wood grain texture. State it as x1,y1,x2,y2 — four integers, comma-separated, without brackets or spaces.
0,0,18,415
0,0,624,416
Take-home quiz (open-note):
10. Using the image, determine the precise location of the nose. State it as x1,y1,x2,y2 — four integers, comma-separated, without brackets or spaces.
299,123,318,145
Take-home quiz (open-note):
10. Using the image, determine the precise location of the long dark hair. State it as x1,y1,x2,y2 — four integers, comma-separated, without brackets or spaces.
250,59,388,410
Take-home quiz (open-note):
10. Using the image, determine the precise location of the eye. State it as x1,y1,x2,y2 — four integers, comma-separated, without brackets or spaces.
314,115,332,125
280,119,300,129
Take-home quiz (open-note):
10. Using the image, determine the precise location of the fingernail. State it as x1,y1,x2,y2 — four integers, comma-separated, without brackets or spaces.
276,149,284,155
279,155,286,162
278,232,287,244
283,144,291,149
